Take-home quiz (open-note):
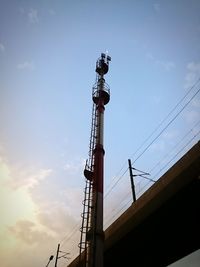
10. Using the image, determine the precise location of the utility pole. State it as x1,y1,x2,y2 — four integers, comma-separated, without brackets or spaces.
128,159,136,203
128,161,154,203
54,243,60,267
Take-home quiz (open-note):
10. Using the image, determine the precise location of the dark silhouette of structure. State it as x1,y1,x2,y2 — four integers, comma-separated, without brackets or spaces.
69,141,200,267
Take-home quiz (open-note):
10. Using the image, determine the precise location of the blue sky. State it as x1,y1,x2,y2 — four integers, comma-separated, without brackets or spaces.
0,1,200,267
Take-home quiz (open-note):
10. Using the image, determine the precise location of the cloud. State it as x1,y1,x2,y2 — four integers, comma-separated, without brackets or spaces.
17,61,35,70
8,166,52,189
0,159,38,228
28,8,39,24
150,140,166,152
146,53,175,71
0,152,80,267
63,158,85,173
163,130,179,140
191,98,200,108
36,203,78,234
157,61,175,71
184,62,200,89
184,110,200,124
153,3,161,12
0,43,5,52
48,9,56,15
19,7,25,14
0,159,76,266
8,220,54,245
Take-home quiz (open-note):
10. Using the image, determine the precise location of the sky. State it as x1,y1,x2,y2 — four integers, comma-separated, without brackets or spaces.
0,0,200,267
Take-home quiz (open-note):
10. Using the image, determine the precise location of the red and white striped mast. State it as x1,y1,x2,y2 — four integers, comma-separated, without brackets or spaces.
79,53,111,267
92,53,111,267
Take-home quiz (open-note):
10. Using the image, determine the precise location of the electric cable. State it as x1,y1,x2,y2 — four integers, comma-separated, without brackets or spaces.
133,86,200,164
151,130,200,180
104,189,132,227
58,79,200,264
105,132,200,226
59,220,81,246
104,84,200,199
104,197,132,228
104,78,200,197
104,167,129,198
149,119,200,174
131,78,200,160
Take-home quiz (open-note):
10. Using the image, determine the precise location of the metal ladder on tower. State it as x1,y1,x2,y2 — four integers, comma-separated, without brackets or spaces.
79,99,98,267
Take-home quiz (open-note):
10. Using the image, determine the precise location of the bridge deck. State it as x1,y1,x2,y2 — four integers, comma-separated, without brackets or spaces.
68,141,200,267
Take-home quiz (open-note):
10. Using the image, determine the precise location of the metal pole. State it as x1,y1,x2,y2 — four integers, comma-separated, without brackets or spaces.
54,243,60,267
128,159,136,203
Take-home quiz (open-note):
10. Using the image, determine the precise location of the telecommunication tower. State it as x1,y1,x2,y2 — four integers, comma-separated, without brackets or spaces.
79,53,111,267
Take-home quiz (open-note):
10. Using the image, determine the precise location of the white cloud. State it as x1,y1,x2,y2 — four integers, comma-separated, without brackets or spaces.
28,8,39,24
17,61,35,70
19,7,25,14
150,140,166,152
157,60,175,71
63,158,85,173
191,98,200,108
184,62,200,89
151,95,161,104
36,202,79,234
153,3,161,12
184,110,200,124
146,53,175,71
0,43,5,52
0,153,79,267
163,130,179,140
8,219,54,245
9,167,52,189
48,9,56,15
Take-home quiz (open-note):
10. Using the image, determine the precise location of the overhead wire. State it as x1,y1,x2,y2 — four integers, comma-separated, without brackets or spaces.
133,85,200,164
131,77,200,160
104,189,132,227
56,78,200,263
105,197,132,228
104,127,200,233
104,78,200,197
151,129,200,180
105,136,200,226
104,167,129,198
108,129,200,222
149,119,200,174
60,221,81,245
104,84,200,199
136,130,200,198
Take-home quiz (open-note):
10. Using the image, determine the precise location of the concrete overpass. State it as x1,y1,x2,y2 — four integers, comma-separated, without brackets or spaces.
68,141,200,267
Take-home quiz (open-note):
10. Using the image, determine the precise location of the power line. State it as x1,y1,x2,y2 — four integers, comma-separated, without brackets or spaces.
149,119,200,174
104,189,132,226
104,197,132,228
60,221,80,245
57,79,200,263
104,161,128,194
133,86,200,164
105,132,200,226
104,84,200,199
104,78,200,197
104,167,129,198
131,77,200,160
151,131,200,180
